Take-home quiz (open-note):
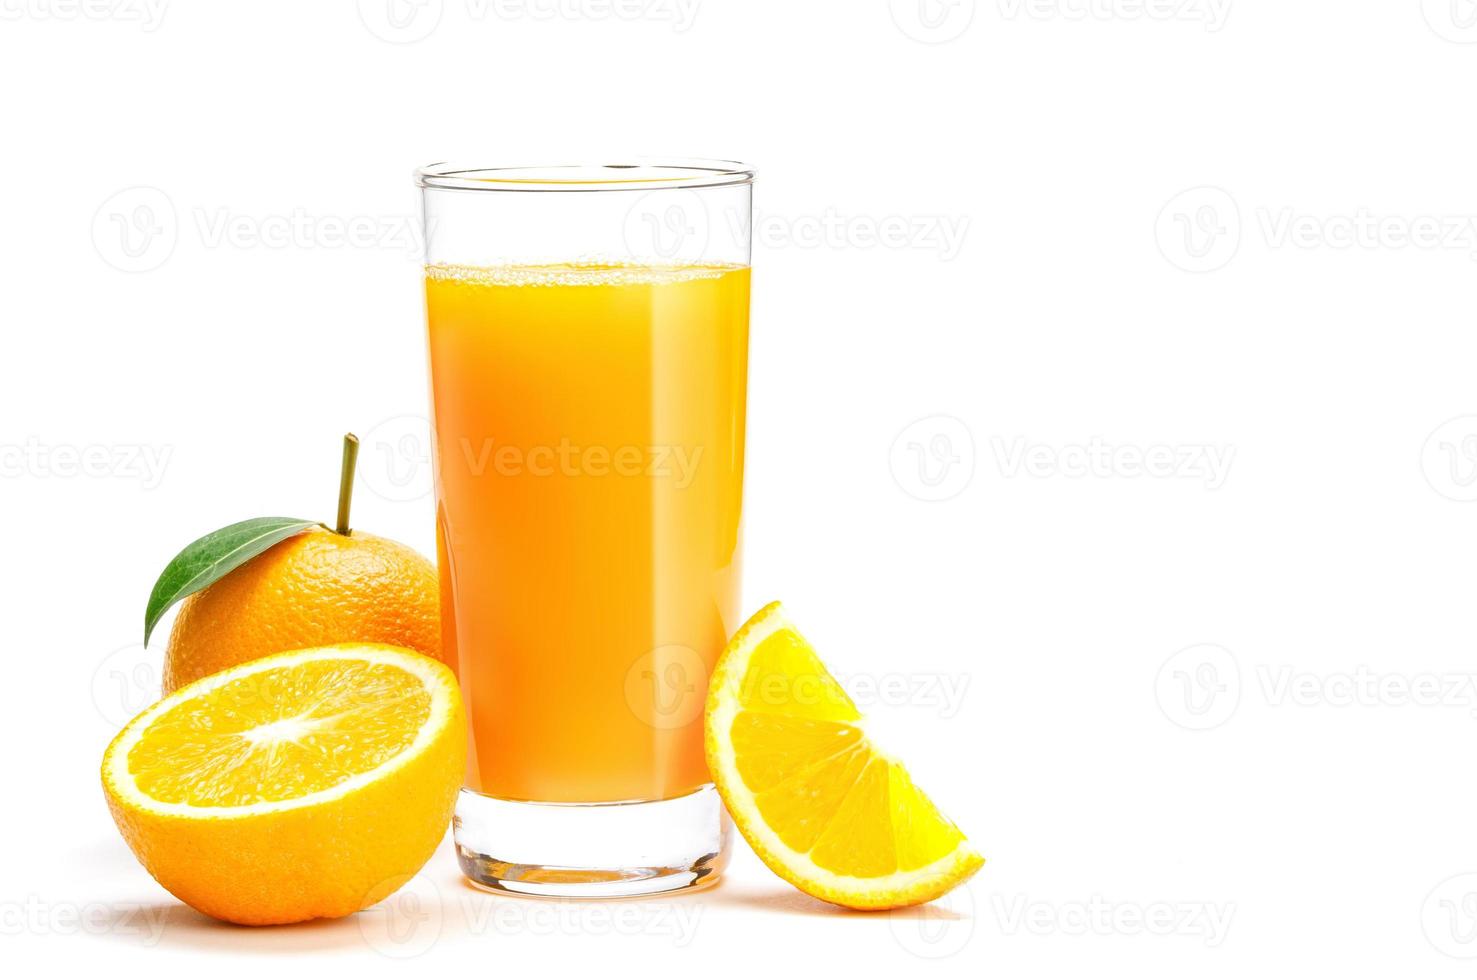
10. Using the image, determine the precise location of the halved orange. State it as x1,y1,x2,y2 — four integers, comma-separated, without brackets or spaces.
101,644,464,925
705,602,983,910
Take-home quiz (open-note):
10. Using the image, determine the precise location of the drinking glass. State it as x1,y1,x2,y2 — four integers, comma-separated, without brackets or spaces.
417,160,753,897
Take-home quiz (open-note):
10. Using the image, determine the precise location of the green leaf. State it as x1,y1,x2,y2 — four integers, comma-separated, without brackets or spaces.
144,517,319,647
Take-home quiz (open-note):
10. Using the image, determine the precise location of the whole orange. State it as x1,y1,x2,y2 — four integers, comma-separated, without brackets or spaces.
161,525,445,694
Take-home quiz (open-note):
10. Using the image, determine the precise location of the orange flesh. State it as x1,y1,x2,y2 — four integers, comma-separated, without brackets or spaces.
731,629,965,876
128,661,431,806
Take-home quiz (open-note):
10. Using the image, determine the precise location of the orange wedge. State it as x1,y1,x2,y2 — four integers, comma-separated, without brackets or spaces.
705,602,983,910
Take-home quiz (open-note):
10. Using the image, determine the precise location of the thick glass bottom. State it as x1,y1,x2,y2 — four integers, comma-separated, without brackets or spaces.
453,783,730,898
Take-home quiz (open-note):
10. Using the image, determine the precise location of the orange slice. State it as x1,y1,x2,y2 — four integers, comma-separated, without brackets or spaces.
101,644,465,925
705,602,983,910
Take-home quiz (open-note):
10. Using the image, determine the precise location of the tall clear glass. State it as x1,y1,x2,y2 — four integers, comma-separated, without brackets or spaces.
417,161,753,897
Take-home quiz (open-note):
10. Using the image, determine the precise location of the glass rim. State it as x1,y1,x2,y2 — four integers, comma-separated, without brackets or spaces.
416,158,755,193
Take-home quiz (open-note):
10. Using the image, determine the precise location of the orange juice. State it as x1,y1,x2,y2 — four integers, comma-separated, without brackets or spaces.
425,263,749,804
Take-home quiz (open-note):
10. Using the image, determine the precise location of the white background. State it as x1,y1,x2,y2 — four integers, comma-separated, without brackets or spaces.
4,0,1477,975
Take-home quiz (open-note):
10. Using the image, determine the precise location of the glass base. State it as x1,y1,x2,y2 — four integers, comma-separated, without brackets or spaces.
454,783,730,898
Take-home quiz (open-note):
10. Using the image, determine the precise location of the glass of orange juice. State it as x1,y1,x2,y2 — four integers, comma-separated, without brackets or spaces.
417,161,753,897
